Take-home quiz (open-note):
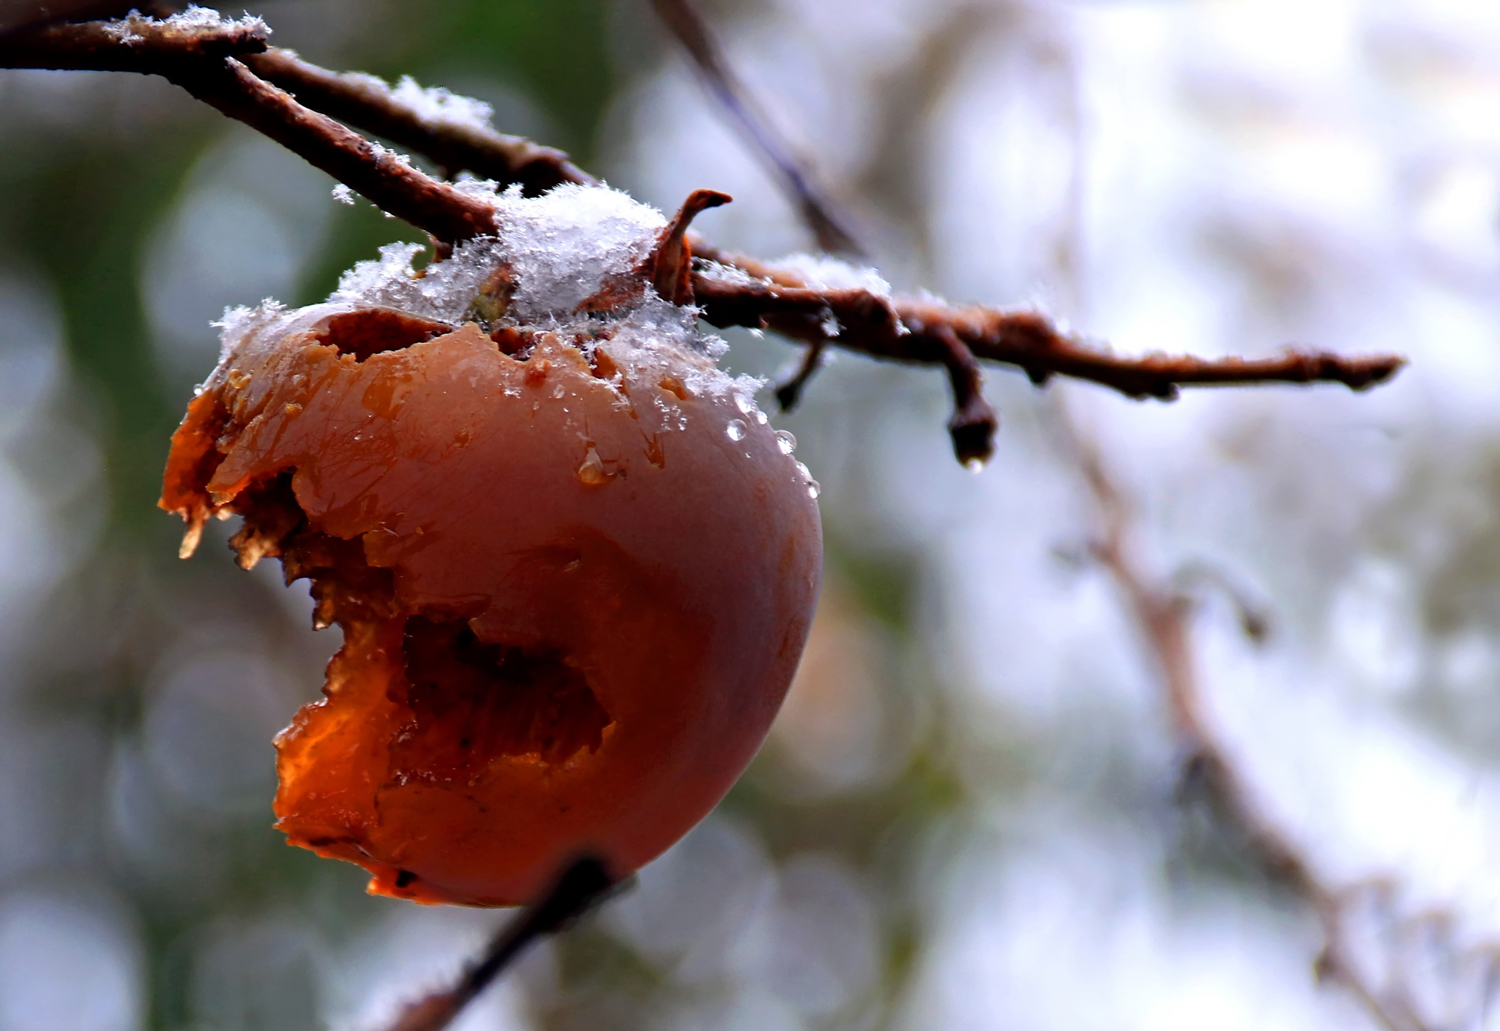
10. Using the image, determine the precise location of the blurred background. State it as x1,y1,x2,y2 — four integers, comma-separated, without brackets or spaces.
1,0,1498,1028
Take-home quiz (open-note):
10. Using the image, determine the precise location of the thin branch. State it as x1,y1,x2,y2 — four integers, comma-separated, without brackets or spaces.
0,14,1406,427
932,323,999,466
0,7,266,68
0,0,158,40
166,58,497,242
379,856,617,1031
774,339,827,412
649,0,863,257
692,248,1405,400
241,48,594,196
1058,405,1424,1031
0,19,497,242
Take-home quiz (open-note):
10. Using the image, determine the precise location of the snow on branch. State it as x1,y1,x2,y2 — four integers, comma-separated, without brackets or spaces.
240,49,593,197
0,13,496,242
0,3,267,68
693,245,1402,462
0,8,1405,468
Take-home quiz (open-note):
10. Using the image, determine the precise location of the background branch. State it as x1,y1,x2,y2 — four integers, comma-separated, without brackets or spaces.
1058,403,1460,1031
648,0,863,257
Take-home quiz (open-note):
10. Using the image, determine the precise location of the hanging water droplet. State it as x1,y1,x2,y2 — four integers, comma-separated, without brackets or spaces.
726,419,747,442
776,430,797,455
795,460,821,499
965,457,986,474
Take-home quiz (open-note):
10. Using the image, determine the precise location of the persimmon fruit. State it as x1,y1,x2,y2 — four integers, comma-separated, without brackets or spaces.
159,185,823,905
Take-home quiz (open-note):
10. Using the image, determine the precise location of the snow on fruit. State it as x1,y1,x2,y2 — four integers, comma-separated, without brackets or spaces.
160,183,823,906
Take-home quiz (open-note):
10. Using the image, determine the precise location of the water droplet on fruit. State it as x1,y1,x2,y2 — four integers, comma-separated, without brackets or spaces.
576,446,615,486
794,460,820,499
775,430,797,455
726,419,747,442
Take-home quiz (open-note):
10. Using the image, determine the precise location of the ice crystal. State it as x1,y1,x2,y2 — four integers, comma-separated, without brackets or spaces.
773,253,891,297
103,5,269,45
492,183,666,319
276,183,772,408
388,76,495,133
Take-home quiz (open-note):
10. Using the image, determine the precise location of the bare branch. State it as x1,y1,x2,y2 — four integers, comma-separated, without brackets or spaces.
693,249,1405,401
0,7,266,68
0,19,497,242
1059,405,1435,1031
649,0,863,257
0,0,161,40
774,339,827,412
241,48,594,196
0,13,1405,421
379,856,617,1031
932,324,999,466
165,58,497,242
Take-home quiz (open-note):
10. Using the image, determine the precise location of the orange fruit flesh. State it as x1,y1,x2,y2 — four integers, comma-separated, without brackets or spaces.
161,305,822,905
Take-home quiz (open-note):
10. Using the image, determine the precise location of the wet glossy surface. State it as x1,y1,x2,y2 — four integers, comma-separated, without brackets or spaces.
161,306,822,905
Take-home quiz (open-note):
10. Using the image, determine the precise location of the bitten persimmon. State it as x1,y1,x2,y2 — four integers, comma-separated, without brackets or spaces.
160,184,822,905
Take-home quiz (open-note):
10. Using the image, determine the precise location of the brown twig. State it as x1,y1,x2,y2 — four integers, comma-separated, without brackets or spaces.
0,0,162,40
0,7,266,67
168,58,497,242
0,17,497,242
932,324,999,466
0,12,1406,427
694,247,1403,396
649,0,863,256
1058,403,1434,1031
241,48,594,197
774,339,827,412
379,856,617,1031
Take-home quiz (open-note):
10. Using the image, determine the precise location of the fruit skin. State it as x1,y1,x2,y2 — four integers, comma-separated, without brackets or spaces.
161,302,822,906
